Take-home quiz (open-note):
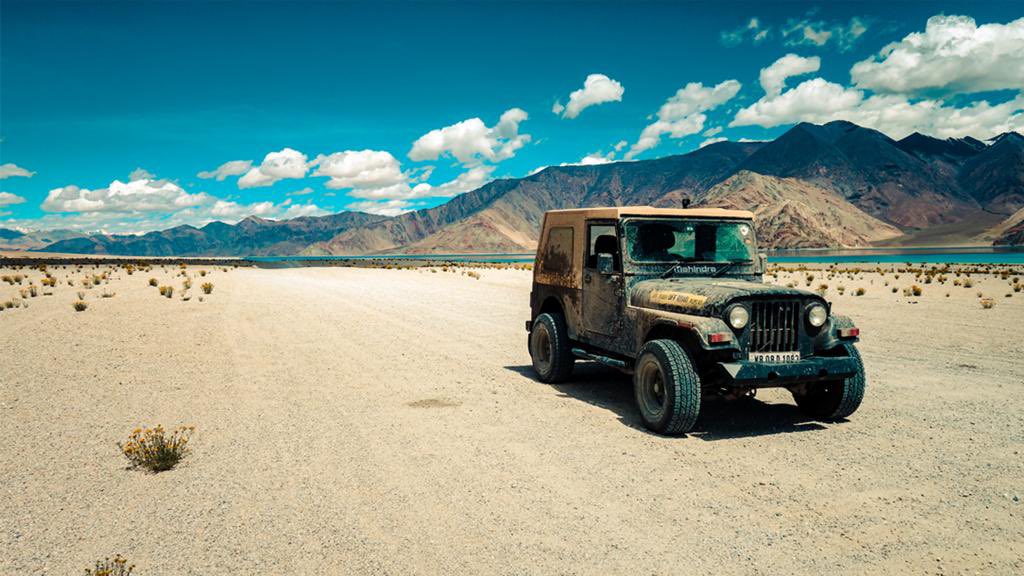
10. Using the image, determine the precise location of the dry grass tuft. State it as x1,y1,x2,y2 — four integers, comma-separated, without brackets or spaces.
855,287,866,296
980,297,995,309
158,285,174,298
200,282,214,294
119,425,194,473
72,300,89,312
149,278,158,287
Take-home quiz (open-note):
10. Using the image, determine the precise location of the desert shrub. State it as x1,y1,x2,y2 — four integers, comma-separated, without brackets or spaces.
149,278,158,287
467,271,481,280
119,425,193,472
980,297,995,309
1,275,11,284
911,285,923,296
182,278,192,290
13,274,24,284
41,276,56,287
73,300,89,312
19,288,29,299
101,291,116,298
855,287,865,296
963,279,974,288
200,282,214,294
158,286,174,298
199,270,207,277
28,285,39,297
84,555,134,576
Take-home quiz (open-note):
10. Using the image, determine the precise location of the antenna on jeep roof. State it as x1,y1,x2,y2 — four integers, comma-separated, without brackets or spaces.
681,197,691,208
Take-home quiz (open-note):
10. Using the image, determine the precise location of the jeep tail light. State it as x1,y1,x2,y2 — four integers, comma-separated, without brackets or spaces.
838,327,860,339
709,332,732,344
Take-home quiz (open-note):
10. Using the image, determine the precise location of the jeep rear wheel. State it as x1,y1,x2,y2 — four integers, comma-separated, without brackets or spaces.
633,339,701,435
792,343,866,420
530,313,575,383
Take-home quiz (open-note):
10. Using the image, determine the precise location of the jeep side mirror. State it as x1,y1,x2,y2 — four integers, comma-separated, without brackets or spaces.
597,253,615,275
758,252,768,274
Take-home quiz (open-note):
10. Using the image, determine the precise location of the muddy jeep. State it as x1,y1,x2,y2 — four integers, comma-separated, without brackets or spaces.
527,207,865,435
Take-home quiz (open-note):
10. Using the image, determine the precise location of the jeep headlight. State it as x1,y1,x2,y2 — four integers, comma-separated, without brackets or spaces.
727,304,749,330
807,303,828,328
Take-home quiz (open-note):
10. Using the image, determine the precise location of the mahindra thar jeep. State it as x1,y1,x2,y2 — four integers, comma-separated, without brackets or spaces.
527,207,865,435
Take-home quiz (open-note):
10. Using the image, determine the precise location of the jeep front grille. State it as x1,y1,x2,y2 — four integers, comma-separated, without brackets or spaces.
749,300,800,352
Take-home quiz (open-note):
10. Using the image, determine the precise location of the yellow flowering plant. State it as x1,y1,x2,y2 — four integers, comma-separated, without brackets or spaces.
118,425,194,472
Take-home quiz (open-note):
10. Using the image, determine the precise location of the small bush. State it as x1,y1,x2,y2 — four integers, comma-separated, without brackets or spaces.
963,279,974,288
158,286,174,298
73,300,89,312
182,278,192,290
201,282,214,294
149,278,158,287
855,287,865,296
101,291,116,298
911,285,923,296
980,297,995,309
119,425,194,472
84,555,134,576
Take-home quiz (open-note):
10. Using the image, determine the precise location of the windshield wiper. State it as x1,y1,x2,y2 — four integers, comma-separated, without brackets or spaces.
712,259,753,278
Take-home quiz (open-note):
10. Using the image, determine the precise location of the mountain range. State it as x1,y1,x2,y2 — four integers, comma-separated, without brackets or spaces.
4,120,1022,256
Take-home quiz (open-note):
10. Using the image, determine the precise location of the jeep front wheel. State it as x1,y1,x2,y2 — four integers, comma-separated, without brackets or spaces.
633,339,701,435
791,343,866,420
529,313,575,383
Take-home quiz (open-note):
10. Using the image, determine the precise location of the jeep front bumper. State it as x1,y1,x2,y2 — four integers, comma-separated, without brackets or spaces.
716,356,857,387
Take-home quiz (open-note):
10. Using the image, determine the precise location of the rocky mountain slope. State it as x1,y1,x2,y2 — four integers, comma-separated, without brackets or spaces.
0,228,85,251
36,121,1024,256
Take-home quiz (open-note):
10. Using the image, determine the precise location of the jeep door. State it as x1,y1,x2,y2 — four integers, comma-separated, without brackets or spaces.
582,220,625,345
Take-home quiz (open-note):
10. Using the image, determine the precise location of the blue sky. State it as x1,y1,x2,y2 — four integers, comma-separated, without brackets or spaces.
1,1,1022,233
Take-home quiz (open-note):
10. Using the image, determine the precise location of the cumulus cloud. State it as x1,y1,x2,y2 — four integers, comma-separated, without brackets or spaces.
626,80,741,159
238,148,309,189
851,15,1024,95
0,192,27,206
346,199,415,217
129,168,155,181
210,199,277,219
731,54,1024,139
759,54,821,97
553,74,625,119
42,178,209,214
312,150,406,190
287,187,314,196
198,160,254,181
0,163,35,179
408,108,530,166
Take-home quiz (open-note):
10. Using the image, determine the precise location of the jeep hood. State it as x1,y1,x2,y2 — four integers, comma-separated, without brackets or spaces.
630,277,814,316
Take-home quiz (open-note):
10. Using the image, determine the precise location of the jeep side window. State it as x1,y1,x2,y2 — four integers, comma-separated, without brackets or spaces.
586,223,619,270
540,226,574,273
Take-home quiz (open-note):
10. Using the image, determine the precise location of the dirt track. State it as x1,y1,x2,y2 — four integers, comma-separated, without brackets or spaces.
1,265,1022,574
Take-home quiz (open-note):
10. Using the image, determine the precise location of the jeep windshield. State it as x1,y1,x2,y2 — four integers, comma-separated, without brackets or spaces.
623,218,756,266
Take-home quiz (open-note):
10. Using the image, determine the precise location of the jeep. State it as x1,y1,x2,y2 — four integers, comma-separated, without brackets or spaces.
527,207,865,435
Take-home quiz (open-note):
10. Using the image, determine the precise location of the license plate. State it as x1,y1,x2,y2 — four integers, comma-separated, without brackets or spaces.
749,351,801,363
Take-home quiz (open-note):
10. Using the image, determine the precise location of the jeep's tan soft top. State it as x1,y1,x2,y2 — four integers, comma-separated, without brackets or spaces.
544,206,754,220
534,206,756,290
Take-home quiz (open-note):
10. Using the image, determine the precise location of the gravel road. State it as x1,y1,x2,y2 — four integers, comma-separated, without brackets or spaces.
1,265,1021,574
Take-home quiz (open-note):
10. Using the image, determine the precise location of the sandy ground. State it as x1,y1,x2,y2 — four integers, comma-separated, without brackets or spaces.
1,263,1022,575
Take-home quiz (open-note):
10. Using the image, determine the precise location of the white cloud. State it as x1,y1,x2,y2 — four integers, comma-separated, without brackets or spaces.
238,148,309,189
699,137,728,148
721,17,770,46
0,163,35,179
759,54,820,97
408,108,530,166
0,192,27,206
626,80,741,159
703,126,723,137
198,159,254,181
129,168,155,181
312,150,406,190
731,69,1024,140
851,15,1024,95
782,16,868,51
346,199,415,217
287,187,314,196
424,165,495,197
42,178,209,213
281,203,329,219
553,74,625,119
210,200,277,219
